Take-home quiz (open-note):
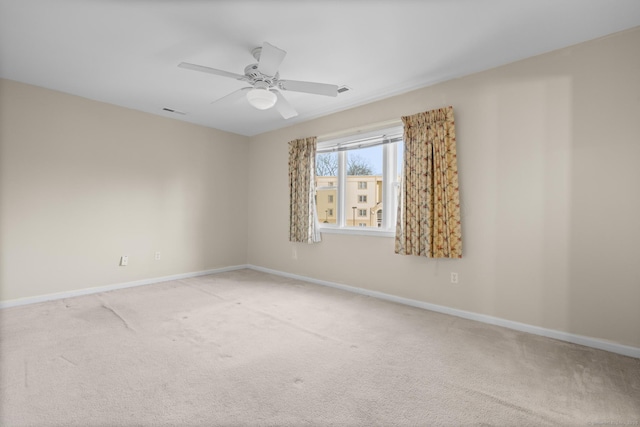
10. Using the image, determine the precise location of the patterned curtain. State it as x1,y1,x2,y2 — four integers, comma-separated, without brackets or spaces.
395,106,462,258
289,137,321,243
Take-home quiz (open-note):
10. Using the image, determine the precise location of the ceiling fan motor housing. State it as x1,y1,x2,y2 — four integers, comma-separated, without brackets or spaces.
244,64,278,87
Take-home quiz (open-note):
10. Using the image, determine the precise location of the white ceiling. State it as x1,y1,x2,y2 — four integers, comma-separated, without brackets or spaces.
1,0,639,137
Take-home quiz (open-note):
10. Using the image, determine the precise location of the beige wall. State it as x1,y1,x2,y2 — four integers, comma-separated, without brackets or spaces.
247,28,640,348
0,79,249,301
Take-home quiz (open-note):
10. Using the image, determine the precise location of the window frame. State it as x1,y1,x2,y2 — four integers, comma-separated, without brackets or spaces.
316,124,402,237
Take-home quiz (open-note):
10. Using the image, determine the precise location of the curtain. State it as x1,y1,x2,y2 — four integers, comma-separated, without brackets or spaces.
395,106,462,258
289,137,321,243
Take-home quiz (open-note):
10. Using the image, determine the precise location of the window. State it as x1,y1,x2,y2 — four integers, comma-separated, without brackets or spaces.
315,125,403,235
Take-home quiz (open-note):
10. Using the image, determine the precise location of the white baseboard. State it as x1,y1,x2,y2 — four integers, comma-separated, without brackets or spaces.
0,265,250,309
247,265,640,359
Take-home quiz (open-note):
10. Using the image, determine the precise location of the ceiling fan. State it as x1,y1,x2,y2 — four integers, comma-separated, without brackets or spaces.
178,42,339,119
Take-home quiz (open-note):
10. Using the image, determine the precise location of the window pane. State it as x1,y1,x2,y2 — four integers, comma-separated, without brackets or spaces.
316,152,338,224
346,146,381,227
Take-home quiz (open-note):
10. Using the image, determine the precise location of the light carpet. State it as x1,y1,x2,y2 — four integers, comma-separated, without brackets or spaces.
1,269,639,426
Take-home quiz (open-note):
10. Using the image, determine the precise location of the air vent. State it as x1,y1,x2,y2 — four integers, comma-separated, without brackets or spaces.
337,86,351,94
162,107,186,115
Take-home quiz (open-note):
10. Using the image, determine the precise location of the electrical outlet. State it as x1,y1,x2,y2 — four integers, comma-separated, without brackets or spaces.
450,272,458,284
120,256,128,266
155,251,161,261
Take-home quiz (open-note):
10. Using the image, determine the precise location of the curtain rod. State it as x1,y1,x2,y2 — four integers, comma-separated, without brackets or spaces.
317,118,403,142
317,135,403,153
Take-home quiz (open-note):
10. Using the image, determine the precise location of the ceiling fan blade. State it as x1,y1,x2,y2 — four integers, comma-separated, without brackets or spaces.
211,87,252,104
257,42,286,77
278,80,338,97
274,90,298,119
178,62,248,82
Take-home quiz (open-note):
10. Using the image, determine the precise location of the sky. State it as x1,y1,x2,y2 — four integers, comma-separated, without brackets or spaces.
348,141,403,175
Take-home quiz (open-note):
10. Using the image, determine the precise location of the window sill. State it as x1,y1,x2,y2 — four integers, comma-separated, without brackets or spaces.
319,226,395,238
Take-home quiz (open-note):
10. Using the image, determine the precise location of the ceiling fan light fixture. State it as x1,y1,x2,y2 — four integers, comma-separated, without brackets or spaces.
246,88,277,110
